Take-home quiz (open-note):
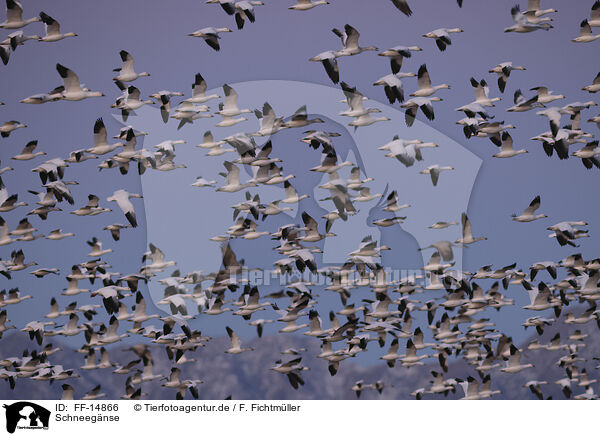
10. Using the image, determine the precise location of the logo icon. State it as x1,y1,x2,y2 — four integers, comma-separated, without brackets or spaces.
3,402,50,434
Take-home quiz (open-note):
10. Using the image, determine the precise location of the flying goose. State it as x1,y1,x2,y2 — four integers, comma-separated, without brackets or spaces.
419,164,454,186
184,73,220,104
378,45,422,74
422,27,464,51
583,72,600,93
470,77,500,107
281,180,309,203
283,105,324,128
512,195,546,222
411,64,450,97
530,86,564,104
55,64,104,101
11,140,44,161
488,62,526,93
0,120,26,137
455,213,487,245
289,0,329,11
188,27,232,51
493,132,528,158
216,161,257,192
504,5,552,32
113,50,150,82
38,12,77,42
309,50,340,84
107,189,142,228
507,89,541,112
225,326,253,354
333,24,378,57
401,97,442,126
0,0,40,29
501,344,534,373
373,72,415,104
573,19,600,43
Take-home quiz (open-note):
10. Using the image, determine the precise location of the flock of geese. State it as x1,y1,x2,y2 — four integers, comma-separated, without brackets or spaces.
1,0,600,400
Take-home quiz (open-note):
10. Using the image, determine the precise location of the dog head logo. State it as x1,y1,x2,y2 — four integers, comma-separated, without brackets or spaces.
3,402,50,433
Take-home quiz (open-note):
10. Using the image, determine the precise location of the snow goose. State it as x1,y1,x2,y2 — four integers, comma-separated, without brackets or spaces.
419,164,453,186
546,221,588,247
283,105,324,128
488,62,526,93
86,118,123,155
583,72,600,93
113,85,154,120
455,213,487,245
507,89,542,112
379,338,402,367
289,0,329,11
504,5,552,32
184,73,220,104
252,102,286,136
1,30,38,48
530,86,564,104
401,96,442,126
11,140,45,160
374,72,415,103
493,132,528,158
309,50,339,84
0,0,40,29
470,77,500,107
572,140,600,169
103,223,130,241
333,24,378,57
422,27,464,51
281,180,309,203
171,101,212,129
216,161,257,192
512,195,546,222
229,1,264,29
225,326,253,353
380,138,438,167
378,45,422,74
399,339,428,366
45,229,74,240
310,150,352,173
192,176,217,187
429,220,458,229
501,344,533,373
113,50,150,82
411,64,450,97
349,113,390,129
0,181,27,212
419,240,455,262
188,27,232,51
55,64,104,101
216,84,250,119
38,12,77,42
107,189,142,227
0,217,17,246
372,216,405,227
340,82,381,117
589,0,600,27
573,20,600,43
0,120,26,137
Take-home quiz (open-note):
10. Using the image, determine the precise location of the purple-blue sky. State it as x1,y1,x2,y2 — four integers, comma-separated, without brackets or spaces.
1,0,599,363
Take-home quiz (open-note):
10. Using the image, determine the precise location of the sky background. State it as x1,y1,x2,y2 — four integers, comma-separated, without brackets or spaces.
1,0,599,366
